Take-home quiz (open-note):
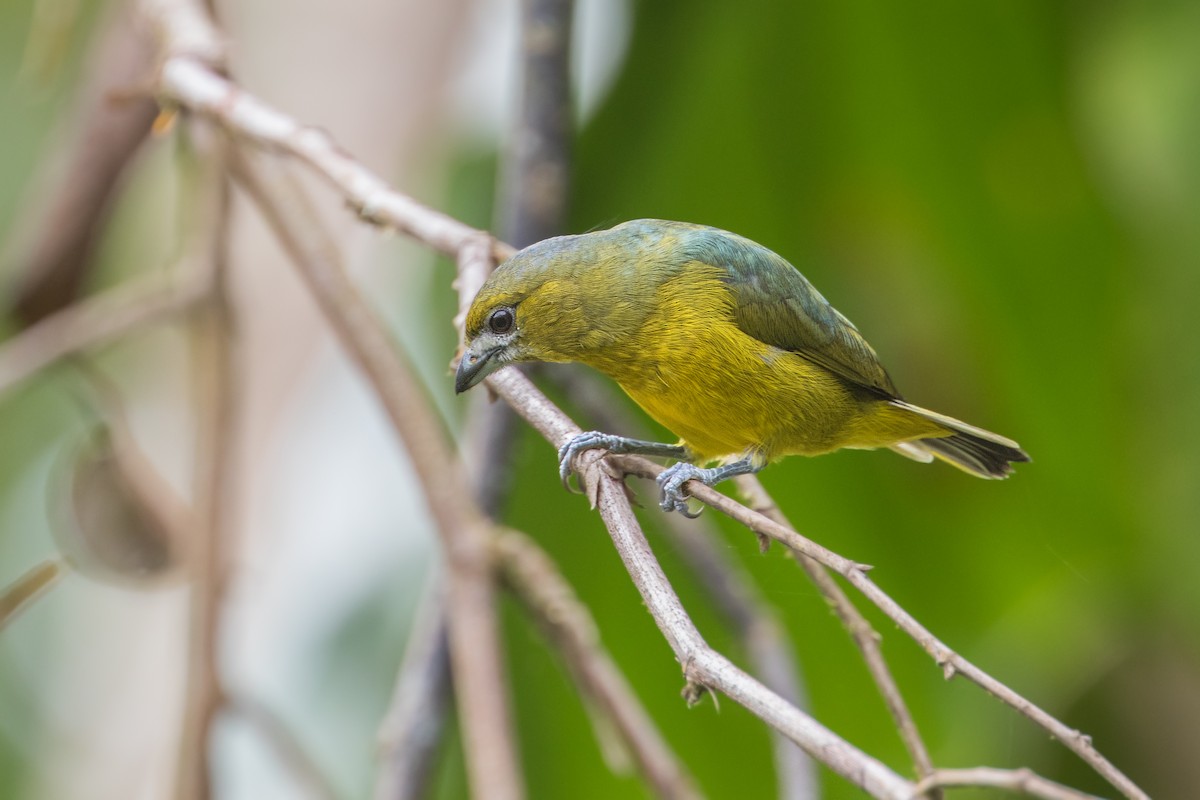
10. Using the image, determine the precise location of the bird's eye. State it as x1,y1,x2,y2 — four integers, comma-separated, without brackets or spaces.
488,308,515,334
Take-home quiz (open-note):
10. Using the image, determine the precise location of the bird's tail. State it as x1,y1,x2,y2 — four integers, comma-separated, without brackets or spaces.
888,400,1031,479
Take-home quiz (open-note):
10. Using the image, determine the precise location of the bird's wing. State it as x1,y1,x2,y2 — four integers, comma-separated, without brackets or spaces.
684,229,901,397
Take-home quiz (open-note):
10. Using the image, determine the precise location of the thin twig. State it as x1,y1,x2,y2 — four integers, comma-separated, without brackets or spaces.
736,474,938,795
0,558,67,631
0,268,209,396
554,368,816,800
464,385,700,798
496,0,574,248
622,458,1139,800
495,530,702,800
230,694,341,800
651,497,817,800
148,0,513,263
912,767,1104,800
174,137,236,800
458,364,700,800
374,578,452,800
156,59,501,260
373,264,507,799
465,0,578,518
232,152,525,800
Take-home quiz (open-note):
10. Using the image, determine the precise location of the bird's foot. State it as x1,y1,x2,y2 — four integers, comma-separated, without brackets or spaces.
656,463,714,518
558,431,627,493
558,432,689,494
655,456,763,517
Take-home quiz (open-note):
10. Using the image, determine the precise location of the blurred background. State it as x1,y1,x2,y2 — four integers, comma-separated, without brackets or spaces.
2,0,1198,798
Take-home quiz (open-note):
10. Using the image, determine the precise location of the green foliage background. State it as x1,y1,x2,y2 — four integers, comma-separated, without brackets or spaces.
3,1,1199,798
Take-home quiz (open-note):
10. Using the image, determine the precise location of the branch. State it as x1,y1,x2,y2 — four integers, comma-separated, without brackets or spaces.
0,558,66,631
622,459,1142,800
374,579,452,800
649,500,817,800
230,694,340,800
147,0,512,265
231,152,525,800
0,267,209,397
914,767,1104,800
491,372,1118,800
462,0,577,517
496,529,701,800
174,136,236,800
735,474,937,793
496,0,574,248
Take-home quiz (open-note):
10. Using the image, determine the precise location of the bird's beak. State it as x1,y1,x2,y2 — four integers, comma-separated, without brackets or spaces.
455,341,506,394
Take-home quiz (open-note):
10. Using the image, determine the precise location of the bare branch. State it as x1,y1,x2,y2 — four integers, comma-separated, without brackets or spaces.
0,268,209,397
628,461,1143,800
496,530,701,800
913,767,1105,800
650,500,816,800
736,474,937,794
147,0,513,264
174,138,236,800
231,694,340,800
496,0,574,248
591,444,910,797
464,0,578,519
374,580,452,800
231,153,525,800
157,62,497,260
0,558,66,631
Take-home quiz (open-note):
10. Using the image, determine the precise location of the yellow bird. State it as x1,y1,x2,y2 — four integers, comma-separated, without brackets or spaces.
456,220,1028,515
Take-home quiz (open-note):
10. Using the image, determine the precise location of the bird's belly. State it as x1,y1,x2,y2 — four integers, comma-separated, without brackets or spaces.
620,345,860,463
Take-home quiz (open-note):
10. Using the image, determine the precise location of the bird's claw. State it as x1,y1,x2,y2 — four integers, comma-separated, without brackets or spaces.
656,463,706,518
559,434,708,517
558,431,621,495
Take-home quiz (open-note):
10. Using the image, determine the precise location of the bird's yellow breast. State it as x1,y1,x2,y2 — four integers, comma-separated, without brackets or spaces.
582,264,941,463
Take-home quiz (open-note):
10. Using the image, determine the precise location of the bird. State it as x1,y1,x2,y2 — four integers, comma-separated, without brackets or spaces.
455,219,1029,515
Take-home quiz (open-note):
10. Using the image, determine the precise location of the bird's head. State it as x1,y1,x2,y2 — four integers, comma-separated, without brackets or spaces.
455,234,594,393
455,222,685,393
455,280,528,394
